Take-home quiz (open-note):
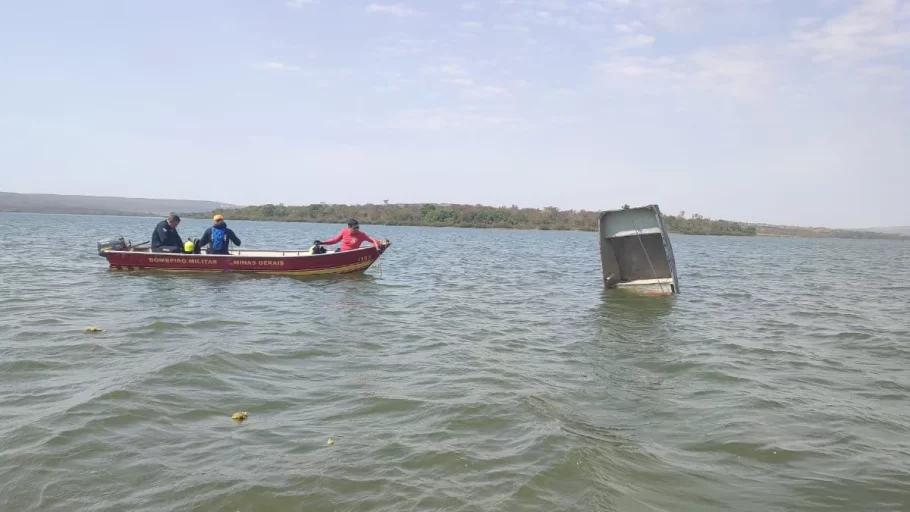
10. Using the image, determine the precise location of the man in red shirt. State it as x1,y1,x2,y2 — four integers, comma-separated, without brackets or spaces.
314,219,387,252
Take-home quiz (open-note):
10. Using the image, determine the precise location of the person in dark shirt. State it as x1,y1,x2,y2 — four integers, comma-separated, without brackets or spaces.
151,213,184,252
198,214,241,254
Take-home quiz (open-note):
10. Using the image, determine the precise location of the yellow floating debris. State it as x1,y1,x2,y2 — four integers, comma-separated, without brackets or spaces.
327,439,334,445
232,412,248,421
84,327,103,332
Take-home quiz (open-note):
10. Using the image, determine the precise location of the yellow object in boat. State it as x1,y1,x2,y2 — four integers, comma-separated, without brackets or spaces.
184,240,195,253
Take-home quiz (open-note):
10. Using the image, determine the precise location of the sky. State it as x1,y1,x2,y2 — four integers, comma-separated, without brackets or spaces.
1,0,908,228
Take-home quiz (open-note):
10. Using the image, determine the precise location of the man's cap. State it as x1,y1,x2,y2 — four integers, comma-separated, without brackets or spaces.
214,214,224,222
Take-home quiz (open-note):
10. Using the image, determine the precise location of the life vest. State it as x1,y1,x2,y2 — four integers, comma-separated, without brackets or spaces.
211,227,226,251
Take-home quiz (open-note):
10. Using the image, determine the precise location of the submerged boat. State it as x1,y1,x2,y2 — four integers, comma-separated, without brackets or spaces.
598,205,679,295
96,237,390,276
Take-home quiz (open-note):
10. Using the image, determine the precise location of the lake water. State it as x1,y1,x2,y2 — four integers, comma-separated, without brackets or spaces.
1,212,908,511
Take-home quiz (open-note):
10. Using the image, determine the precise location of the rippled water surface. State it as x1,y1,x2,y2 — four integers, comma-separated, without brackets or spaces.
1,212,909,511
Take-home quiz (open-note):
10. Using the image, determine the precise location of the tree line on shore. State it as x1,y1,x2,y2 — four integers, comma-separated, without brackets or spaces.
192,203,761,236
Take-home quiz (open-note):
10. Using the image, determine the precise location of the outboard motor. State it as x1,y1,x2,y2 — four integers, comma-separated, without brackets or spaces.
97,237,128,256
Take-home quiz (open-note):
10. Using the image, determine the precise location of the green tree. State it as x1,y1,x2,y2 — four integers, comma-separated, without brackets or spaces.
187,202,768,236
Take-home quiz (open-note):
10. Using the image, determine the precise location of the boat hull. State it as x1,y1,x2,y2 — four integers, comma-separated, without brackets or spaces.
598,205,679,295
101,244,389,276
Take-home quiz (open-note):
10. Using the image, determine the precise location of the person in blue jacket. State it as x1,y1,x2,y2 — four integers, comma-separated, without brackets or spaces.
198,214,241,254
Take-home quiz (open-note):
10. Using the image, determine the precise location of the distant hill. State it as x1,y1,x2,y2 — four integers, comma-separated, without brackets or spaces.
860,226,910,236
187,202,910,240
4,193,907,240
0,192,238,217
749,223,910,239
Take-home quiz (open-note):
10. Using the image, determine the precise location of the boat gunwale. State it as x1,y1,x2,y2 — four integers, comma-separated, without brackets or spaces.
102,244,388,260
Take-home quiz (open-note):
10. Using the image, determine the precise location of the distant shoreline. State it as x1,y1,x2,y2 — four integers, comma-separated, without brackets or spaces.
4,208,907,241
2,191,907,240
185,203,909,241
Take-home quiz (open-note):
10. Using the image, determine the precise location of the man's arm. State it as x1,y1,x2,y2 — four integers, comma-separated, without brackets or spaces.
319,231,344,245
228,229,241,247
199,228,211,247
155,224,170,245
361,230,382,246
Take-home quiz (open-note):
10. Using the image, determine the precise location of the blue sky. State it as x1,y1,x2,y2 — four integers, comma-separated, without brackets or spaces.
1,0,908,228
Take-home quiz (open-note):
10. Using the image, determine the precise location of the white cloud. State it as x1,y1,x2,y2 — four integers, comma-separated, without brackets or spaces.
596,0,910,104
614,21,644,33
422,60,510,100
688,45,775,100
611,33,656,50
551,114,585,124
443,64,469,76
617,0,779,33
505,3,603,32
461,21,484,30
577,0,633,12
423,61,469,77
863,63,910,79
366,3,421,17
370,34,436,56
254,61,302,71
793,17,820,29
464,85,510,99
597,43,776,101
446,78,475,86
581,2,609,13
556,88,578,95
493,24,531,32
286,0,316,7
592,0,909,102
792,0,910,62
372,71,415,93
461,2,479,10
397,110,456,131
499,0,572,10
598,56,678,79
849,63,910,93
386,107,521,131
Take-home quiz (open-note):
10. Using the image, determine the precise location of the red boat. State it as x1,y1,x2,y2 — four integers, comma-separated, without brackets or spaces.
97,237,390,276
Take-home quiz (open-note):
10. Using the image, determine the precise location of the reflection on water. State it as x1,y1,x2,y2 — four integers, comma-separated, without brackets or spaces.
583,291,678,421
593,290,675,343
596,289,675,321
